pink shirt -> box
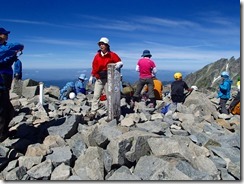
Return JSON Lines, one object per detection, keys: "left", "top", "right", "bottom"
{"left": 136, "top": 57, "right": 156, "bottom": 79}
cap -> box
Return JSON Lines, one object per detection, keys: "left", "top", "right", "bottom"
{"left": 0, "top": 28, "right": 10, "bottom": 35}
{"left": 78, "top": 74, "right": 88, "bottom": 80}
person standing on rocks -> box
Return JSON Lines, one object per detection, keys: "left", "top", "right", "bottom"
{"left": 87, "top": 37, "right": 123, "bottom": 119}
{"left": 0, "top": 27, "right": 24, "bottom": 141}
{"left": 131, "top": 50, "right": 157, "bottom": 108}
{"left": 217, "top": 71, "right": 232, "bottom": 114}
{"left": 11, "top": 58, "right": 23, "bottom": 96}
{"left": 13, "top": 58, "right": 22, "bottom": 80}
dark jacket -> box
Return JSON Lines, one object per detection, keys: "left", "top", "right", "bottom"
{"left": 171, "top": 80, "right": 189, "bottom": 103}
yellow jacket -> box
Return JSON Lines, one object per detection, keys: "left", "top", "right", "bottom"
{"left": 237, "top": 81, "right": 240, "bottom": 91}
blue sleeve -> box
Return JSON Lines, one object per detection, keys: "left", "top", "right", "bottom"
{"left": 0, "top": 43, "right": 23, "bottom": 64}
{"left": 219, "top": 81, "right": 229, "bottom": 92}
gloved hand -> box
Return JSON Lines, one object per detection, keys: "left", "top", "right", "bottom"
{"left": 115, "top": 61, "right": 123, "bottom": 69}
{"left": 88, "top": 76, "right": 95, "bottom": 85}
{"left": 14, "top": 73, "right": 20, "bottom": 80}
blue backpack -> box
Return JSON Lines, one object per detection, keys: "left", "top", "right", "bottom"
{"left": 161, "top": 103, "right": 171, "bottom": 114}
{"left": 60, "top": 82, "right": 75, "bottom": 100}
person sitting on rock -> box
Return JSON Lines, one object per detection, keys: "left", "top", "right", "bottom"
{"left": 60, "top": 81, "right": 76, "bottom": 100}
{"left": 171, "top": 72, "right": 193, "bottom": 104}
{"left": 228, "top": 76, "right": 240, "bottom": 114}
{"left": 75, "top": 74, "right": 88, "bottom": 95}
{"left": 142, "top": 76, "right": 163, "bottom": 101}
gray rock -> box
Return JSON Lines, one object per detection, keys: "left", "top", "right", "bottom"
{"left": 66, "top": 133, "right": 87, "bottom": 158}
{"left": 46, "top": 146, "right": 72, "bottom": 167}
{"left": 47, "top": 115, "right": 81, "bottom": 139}
{"left": 73, "top": 147, "right": 104, "bottom": 180}
{"left": 27, "top": 159, "right": 53, "bottom": 180}
{"left": 50, "top": 163, "right": 71, "bottom": 180}
{"left": 107, "top": 166, "right": 141, "bottom": 180}
{"left": 18, "top": 156, "right": 43, "bottom": 170}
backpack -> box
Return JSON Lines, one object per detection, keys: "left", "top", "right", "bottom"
{"left": 122, "top": 82, "right": 134, "bottom": 96}
{"left": 161, "top": 103, "right": 171, "bottom": 114}
{"left": 60, "top": 82, "right": 75, "bottom": 100}
{"left": 231, "top": 102, "right": 240, "bottom": 115}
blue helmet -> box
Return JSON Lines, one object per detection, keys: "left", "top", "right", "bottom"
{"left": 221, "top": 71, "right": 229, "bottom": 78}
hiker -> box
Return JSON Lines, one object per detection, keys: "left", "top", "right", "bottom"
{"left": 75, "top": 74, "right": 88, "bottom": 95}
{"left": 142, "top": 76, "right": 163, "bottom": 100}
{"left": 13, "top": 59, "right": 22, "bottom": 80}
{"left": 0, "top": 27, "right": 24, "bottom": 142}
{"left": 228, "top": 76, "right": 240, "bottom": 114}
{"left": 217, "top": 71, "right": 232, "bottom": 114}
{"left": 131, "top": 50, "right": 157, "bottom": 108}
{"left": 59, "top": 81, "right": 76, "bottom": 100}
{"left": 171, "top": 72, "right": 193, "bottom": 104}
{"left": 87, "top": 37, "right": 123, "bottom": 118}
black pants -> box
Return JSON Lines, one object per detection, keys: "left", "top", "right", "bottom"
{"left": 0, "top": 89, "right": 14, "bottom": 138}
{"left": 219, "top": 98, "right": 228, "bottom": 114}
{"left": 1, "top": 74, "right": 13, "bottom": 90}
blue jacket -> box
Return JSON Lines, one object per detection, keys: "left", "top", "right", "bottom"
{"left": 14, "top": 59, "right": 22, "bottom": 75}
{"left": 217, "top": 78, "right": 232, "bottom": 99}
{"left": 0, "top": 42, "right": 24, "bottom": 75}
{"left": 75, "top": 80, "right": 86, "bottom": 95}
{"left": 59, "top": 81, "right": 75, "bottom": 100}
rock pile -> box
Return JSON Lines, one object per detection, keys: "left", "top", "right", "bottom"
{"left": 0, "top": 79, "right": 240, "bottom": 180}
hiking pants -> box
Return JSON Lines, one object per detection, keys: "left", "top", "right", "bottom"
{"left": 219, "top": 98, "right": 228, "bottom": 114}
{"left": 91, "top": 79, "right": 107, "bottom": 113}
{"left": 133, "top": 78, "right": 155, "bottom": 99}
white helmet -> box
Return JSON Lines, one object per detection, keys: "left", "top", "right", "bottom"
{"left": 69, "top": 92, "right": 76, "bottom": 99}
{"left": 98, "top": 37, "right": 109, "bottom": 45}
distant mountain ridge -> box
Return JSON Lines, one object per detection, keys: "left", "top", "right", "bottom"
{"left": 22, "top": 56, "right": 240, "bottom": 90}
{"left": 184, "top": 56, "right": 240, "bottom": 90}
{"left": 22, "top": 68, "right": 191, "bottom": 88}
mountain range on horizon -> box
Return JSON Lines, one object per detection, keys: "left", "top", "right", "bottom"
{"left": 21, "top": 56, "right": 240, "bottom": 89}
{"left": 22, "top": 68, "right": 192, "bottom": 88}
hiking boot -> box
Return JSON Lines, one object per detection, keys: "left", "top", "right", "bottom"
{"left": 86, "top": 112, "right": 96, "bottom": 120}
{"left": 218, "top": 113, "right": 231, "bottom": 120}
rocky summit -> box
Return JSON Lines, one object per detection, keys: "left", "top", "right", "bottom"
{"left": 0, "top": 78, "right": 240, "bottom": 181}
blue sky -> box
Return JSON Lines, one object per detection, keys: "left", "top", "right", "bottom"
{"left": 0, "top": 0, "right": 241, "bottom": 72}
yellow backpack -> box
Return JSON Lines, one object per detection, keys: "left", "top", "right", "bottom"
{"left": 231, "top": 102, "right": 240, "bottom": 115}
